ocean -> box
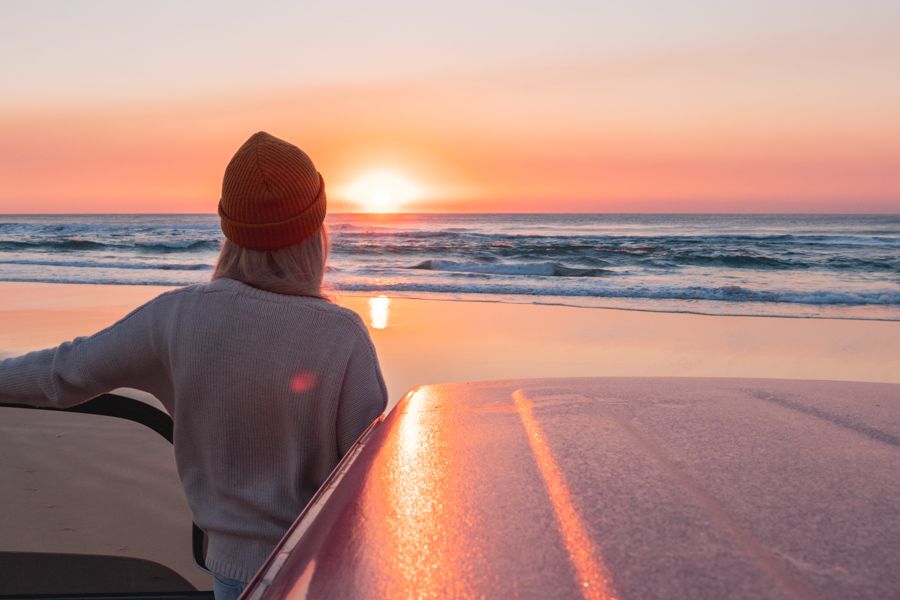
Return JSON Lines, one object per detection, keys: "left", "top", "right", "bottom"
{"left": 0, "top": 214, "right": 898, "bottom": 320}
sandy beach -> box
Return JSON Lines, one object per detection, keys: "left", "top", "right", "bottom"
{"left": 2, "top": 282, "right": 899, "bottom": 402}
{"left": 2, "top": 281, "right": 899, "bottom": 591}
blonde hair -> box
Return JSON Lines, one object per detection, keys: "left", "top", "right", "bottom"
{"left": 212, "top": 227, "right": 330, "bottom": 299}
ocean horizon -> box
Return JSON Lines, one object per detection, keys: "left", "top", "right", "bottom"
{"left": 1, "top": 213, "right": 898, "bottom": 321}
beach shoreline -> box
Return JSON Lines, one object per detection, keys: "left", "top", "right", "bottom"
{"left": 2, "top": 278, "right": 897, "bottom": 322}
{"left": 2, "top": 281, "right": 899, "bottom": 402}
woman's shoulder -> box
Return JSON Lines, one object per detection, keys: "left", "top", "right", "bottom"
{"left": 302, "top": 300, "right": 371, "bottom": 338}
{"left": 139, "top": 281, "right": 216, "bottom": 308}
{"left": 183, "top": 278, "right": 372, "bottom": 337}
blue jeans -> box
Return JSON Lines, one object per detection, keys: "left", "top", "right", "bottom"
{"left": 213, "top": 573, "right": 247, "bottom": 600}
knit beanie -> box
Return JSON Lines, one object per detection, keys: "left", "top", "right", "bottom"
{"left": 218, "top": 131, "right": 326, "bottom": 250}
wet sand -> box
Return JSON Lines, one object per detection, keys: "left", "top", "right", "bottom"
{"left": 2, "top": 282, "right": 899, "bottom": 403}
{"left": 1, "top": 281, "right": 899, "bottom": 591}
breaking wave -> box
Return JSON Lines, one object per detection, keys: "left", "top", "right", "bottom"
{"left": 410, "top": 259, "right": 612, "bottom": 277}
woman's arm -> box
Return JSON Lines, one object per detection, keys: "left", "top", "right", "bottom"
{"left": 335, "top": 330, "right": 389, "bottom": 457}
{"left": 0, "top": 296, "right": 171, "bottom": 408}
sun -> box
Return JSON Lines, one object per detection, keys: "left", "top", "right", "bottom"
{"left": 343, "top": 170, "right": 422, "bottom": 213}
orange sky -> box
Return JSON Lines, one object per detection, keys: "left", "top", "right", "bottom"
{"left": 1, "top": 2, "right": 898, "bottom": 213}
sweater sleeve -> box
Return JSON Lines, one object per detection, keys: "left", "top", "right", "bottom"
{"left": 335, "top": 329, "right": 388, "bottom": 456}
{"left": 0, "top": 296, "right": 170, "bottom": 409}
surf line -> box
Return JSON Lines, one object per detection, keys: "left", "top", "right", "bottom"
{"left": 512, "top": 389, "right": 617, "bottom": 600}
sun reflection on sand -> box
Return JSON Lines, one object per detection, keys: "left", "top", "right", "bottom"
{"left": 368, "top": 295, "right": 390, "bottom": 329}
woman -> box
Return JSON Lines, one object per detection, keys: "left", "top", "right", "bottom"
{"left": 0, "top": 132, "right": 389, "bottom": 599}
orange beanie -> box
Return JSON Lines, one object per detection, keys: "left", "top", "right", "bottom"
{"left": 218, "top": 131, "right": 326, "bottom": 250}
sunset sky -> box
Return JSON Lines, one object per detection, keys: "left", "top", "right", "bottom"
{"left": 1, "top": 0, "right": 898, "bottom": 213}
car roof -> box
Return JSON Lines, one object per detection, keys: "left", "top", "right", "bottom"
{"left": 243, "top": 377, "right": 900, "bottom": 599}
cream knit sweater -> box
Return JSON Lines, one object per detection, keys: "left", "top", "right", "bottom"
{"left": 0, "top": 277, "right": 388, "bottom": 582}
